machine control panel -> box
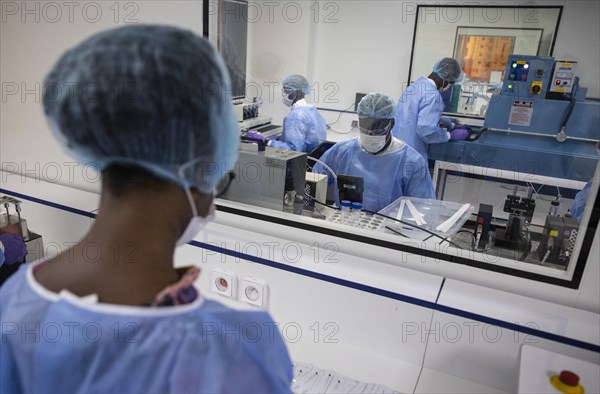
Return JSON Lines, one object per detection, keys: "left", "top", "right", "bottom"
{"left": 502, "top": 55, "right": 555, "bottom": 98}
{"left": 507, "top": 60, "right": 531, "bottom": 82}
{"left": 549, "top": 61, "right": 577, "bottom": 94}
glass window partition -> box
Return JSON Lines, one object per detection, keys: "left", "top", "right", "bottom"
{"left": 409, "top": 6, "right": 562, "bottom": 118}
{"left": 211, "top": 3, "right": 599, "bottom": 288}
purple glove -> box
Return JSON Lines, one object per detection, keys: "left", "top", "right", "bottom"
{"left": 0, "top": 233, "right": 27, "bottom": 265}
{"left": 242, "top": 132, "right": 266, "bottom": 143}
{"left": 450, "top": 127, "right": 469, "bottom": 141}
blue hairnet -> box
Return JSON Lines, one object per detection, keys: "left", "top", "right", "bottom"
{"left": 43, "top": 25, "right": 240, "bottom": 193}
{"left": 357, "top": 93, "right": 396, "bottom": 119}
{"left": 282, "top": 75, "right": 311, "bottom": 95}
{"left": 432, "top": 58, "right": 464, "bottom": 82}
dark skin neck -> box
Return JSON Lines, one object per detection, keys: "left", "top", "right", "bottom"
{"left": 428, "top": 72, "right": 451, "bottom": 90}
{"left": 35, "top": 183, "right": 212, "bottom": 306}
{"left": 292, "top": 91, "right": 305, "bottom": 106}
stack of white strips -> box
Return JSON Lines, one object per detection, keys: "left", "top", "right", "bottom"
{"left": 396, "top": 199, "right": 427, "bottom": 226}
{"left": 435, "top": 203, "right": 471, "bottom": 234}
{"left": 292, "top": 361, "right": 398, "bottom": 393}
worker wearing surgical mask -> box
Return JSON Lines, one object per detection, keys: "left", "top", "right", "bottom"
{"left": 0, "top": 25, "right": 292, "bottom": 394}
{"left": 392, "top": 58, "right": 469, "bottom": 162}
{"left": 313, "top": 93, "right": 435, "bottom": 212}
{"left": 248, "top": 74, "right": 326, "bottom": 153}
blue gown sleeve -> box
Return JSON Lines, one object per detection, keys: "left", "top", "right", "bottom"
{"left": 400, "top": 153, "right": 436, "bottom": 199}
{"left": 439, "top": 116, "right": 455, "bottom": 131}
{"left": 269, "top": 111, "right": 305, "bottom": 151}
{"left": 416, "top": 95, "right": 450, "bottom": 144}
{"left": 570, "top": 180, "right": 592, "bottom": 222}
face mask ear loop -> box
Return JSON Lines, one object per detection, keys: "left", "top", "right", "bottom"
{"left": 178, "top": 160, "right": 199, "bottom": 220}
{"left": 183, "top": 187, "right": 199, "bottom": 219}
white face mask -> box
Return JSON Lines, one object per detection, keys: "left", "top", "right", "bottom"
{"left": 360, "top": 134, "right": 387, "bottom": 154}
{"left": 176, "top": 203, "right": 215, "bottom": 246}
{"left": 282, "top": 91, "right": 295, "bottom": 107}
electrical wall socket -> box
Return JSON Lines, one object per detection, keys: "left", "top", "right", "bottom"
{"left": 240, "top": 277, "right": 268, "bottom": 308}
{"left": 211, "top": 269, "right": 237, "bottom": 298}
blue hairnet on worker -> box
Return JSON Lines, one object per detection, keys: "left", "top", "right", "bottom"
{"left": 312, "top": 93, "right": 435, "bottom": 212}
{"left": 252, "top": 74, "right": 326, "bottom": 153}
{"left": 392, "top": 57, "right": 468, "bottom": 162}
{"left": 1, "top": 25, "right": 292, "bottom": 394}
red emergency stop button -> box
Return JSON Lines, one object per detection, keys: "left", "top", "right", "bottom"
{"left": 550, "top": 370, "right": 585, "bottom": 394}
{"left": 559, "top": 371, "right": 579, "bottom": 387}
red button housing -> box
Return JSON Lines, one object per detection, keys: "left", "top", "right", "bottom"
{"left": 559, "top": 370, "right": 580, "bottom": 387}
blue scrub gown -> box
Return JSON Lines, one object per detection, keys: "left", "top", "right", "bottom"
{"left": 312, "top": 138, "right": 435, "bottom": 212}
{"left": 270, "top": 102, "right": 327, "bottom": 153}
{"left": 392, "top": 76, "right": 449, "bottom": 161}
{"left": 0, "top": 264, "right": 293, "bottom": 394}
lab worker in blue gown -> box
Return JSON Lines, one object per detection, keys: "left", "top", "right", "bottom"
{"left": 0, "top": 25, "right": 292, "bottom": 394}
{"left": 570, "top": 180, "right": 593, "bottom": 222}
{"left": 313, "top": 93, "right": 435, "bottom": 212}
{"left": 392, "top": 58, "right": 470, "bottom": 162}
{"left": 268, "top": 74, "right": 327, "bottom": 152}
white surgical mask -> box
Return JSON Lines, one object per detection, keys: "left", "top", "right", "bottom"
{"left": 282, "top": 94, "right": 294, "bottom": 107}
{"left": 360, "top": 134, "right": 387, "bottom": 154}
{"left": 176, "top": 203, "right": 215, "bottom": 246}
{"left": 282, "top": 89, "right": 298, "bottom": 107}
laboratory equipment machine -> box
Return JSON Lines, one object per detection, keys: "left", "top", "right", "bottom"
{"left": 429, "top": 55, "right": 599, "bottom": 182}
{"left": 484, "top": 55, "right": 595, "bottom": 142}
{"left": 0, "top": 195, "right": 44, "bottom": 283}
{"left": 494, "top": 186, "right": 536, "bottom": 251}
{"left": 219, "top": 143, "right": 307, "bottom": 214}
{"left": 537, "top": 213, "right": 580, "bottom": 270}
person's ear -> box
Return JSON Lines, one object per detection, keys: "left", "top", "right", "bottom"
{"left": 388, "top": 119, "right": 395, "bottom": 130}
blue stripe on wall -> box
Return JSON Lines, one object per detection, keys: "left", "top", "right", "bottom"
{"left": 3, "top": 187, "right": 598, "bottom": 353}
{"left": 0, "top": 188, "right": 96, "bottom": 218}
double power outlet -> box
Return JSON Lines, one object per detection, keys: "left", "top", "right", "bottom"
{"left": 211, "top": 269, "right": 268, "bottom": 308}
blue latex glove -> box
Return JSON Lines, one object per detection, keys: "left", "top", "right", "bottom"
{"left": 242, "top": 131, "right": 266, "bottom": 143}
{"left": 449, "top": 127, "right": 469, "bottom": 141}
{"left": 0, "top": 233, "right": 27, "bottom": 265}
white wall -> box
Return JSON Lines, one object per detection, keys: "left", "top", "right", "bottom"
{"left": 1, "top": 0, "right": 204, "bottom": 192}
